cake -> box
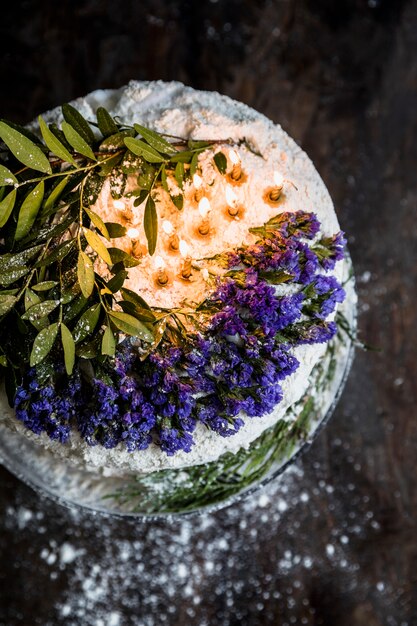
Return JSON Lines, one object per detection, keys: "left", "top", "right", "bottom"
{"left": 0, "top": 81, "right": 357, "bottom": 515}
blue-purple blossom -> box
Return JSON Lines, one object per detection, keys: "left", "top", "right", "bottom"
{"left": 13, "top": 210, "right": 347, "bottom": 455}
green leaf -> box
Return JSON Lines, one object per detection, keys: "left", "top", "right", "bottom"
{"left": 101, "top": 324, "right": 116, "bottom": 356}
{"left": 99, "top": 129, "right": 135, "bottom": 151}
{"left": 190, "top": 152, "right": 199, "bottom": 178}
{"left": 41, "top": 175, "right": 70, "bottom": 216}
{"left": 72, "top": 303, "right": 101, "bottom": 343}
{"left": 34, "top": 239, "right": 75, "bottom": 267}
{"left": 214, "top": 151, "right": 227, "bottom": 174}
{"left": 0, "top": 165, "right": 17, "bottom": 187}
{"left": 0, "top": 294, "right": 17, "bottom": 316}
{"left": 119, "top": 300, "right": 156, "bottom": 323}
{"left": 62, "top": 103, "right": 96, "bottom": 145}
{"left": 0, "top": 121, "right": 52, "bottom": 174}
{"left": 63, "top": 293, "right": 87, "bottom": 322}
{"left": 169, "top": 150, "right": 195, "bottom": 163}
{"left": 187, "top": 140, "right": 212, "bottom": 150}
{"left": 143, "top": 195, "right": 157, "bottom": 256}
{"left": 175, "top": 161, "right": 185, "bottom": 189}
{"left": 84, "top": 227, "right": 112, "bottom": 265}
{"left": 136, "top": 162, "right": 156, "bottom": 189}
{"left": 0, "top": 244, "right": 43, "bottom": 271}
{"left": 108, "top": 247, "right": 140, "bottom": 267}
{"left": 133, "top": 123, "right": 177, "bottom": 155}
{"left": 124, "top": 137, "right": 165, "bottom": 164}
{"left": 24, "top": 287, "right": 41, "bottom": 311}
{"left": 161, "top": 165, "right": 169, "bottom": 193}
{"left": 133, "top": 189, "right": 149, "bottom": 207}
{"left": 0, "top": 355, "right": 7, "bottom": 367}
{"left": 0, "top": 265, "right": 30, "bottom": 285}
{"left": 30, "top": 322, "right": 59, "bottom": 366}
{"left": 106, "top": 270, "right": 128, "bottom": 293}
{"left": 170, "top": 193, "right": 183, "bottom": 210}
{"left": 38, "top": 116, "right": 77, "bottom": 166}
{"left": 105, "top": 222, "right": 126, "bottom": 238}
{"left": 15, "top": 180, "right": 44, "bottom": 241}
{"left": 98, "top": 152, "right": 123, "bottom": 176}
{"left": 120, "top": 287, "right": 151, "bottom": 310}
{"left": 22, "top": 299, "right": 60, "bottom": 322}
{"left": 84, "top": 207, "right": 110, "bottom": 239}
{"left": 96, "top": 107, "right": 119, "bottom": 138}
{"left": 62, "top": 121, "right": 96, "bottom": 161}
{"left": 61, "top": 323, "right": 75, "bottom": 375}
{"left": 77, "top": 251, "right": 95, "bottom": 298}
{"left": 32, "top": 280, "right": 59, "bottom": 292}
{"left": 0, "top": 188, "right": 16, "bottom": 228}
{"left": 108, "top": 310, "right": 153, "bottom": 342}
{"left": 76, "top": 335, "right": 101, "bottom": 358}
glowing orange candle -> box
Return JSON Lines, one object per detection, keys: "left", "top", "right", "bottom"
{"left": 154, "top": 255, "right": 168, "bottom": 286}
{"left": 162, "top": 220, "right": 179, "bottom": 251}
{"left": 126, "top": 227, "right": 142, "bottom": 257}
{"left": 193, "top": 173, "right": 204, "bottom": 202}
{"left": 225, "top": 185, "right": 239, "bottom": 217}
{"left": 198, "top": 197, "right": 211, "bottom": 235}
{"left": 229, "top": 149, "right": 242, "bottom": 181}
{"left": 179, "top": 240, "right": 192, "bottom": 279}
{"left": 269, "top": 171, "right": 284, "bottom": 201}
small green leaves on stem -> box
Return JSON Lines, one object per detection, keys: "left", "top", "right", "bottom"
{"left": 38, "top": 116, "right": 77, "bottom": 166}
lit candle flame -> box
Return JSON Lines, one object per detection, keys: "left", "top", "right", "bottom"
{"left": 269, "top": 170, "right": 284, "bottom": 201}
{"left": 225, "top": 186, "right": 239, "bottom": 217}
{"left": 193, "top": 173, "right": 203, "bottom": 189}
{"left": 162, "top": 220, "right": 174, "bottom": 235}
{"left": 198, "top": 197, "right": 211, "bottom": 235}
{"left": 162, "top": 220, "right": 179, "bottom": 251}
{"left": 225, "top": 186, "right": 238, "bottom": 207}
{"left": 154, "top": 255, "right": 168, "bottom": 285}
{"left": 193, "top": 173, "right": 204, "bottom": 201}
{"left": 126, "top": 227, "right": 140, "bottom": 239}
{"left": 229, "top": 149, "right": 240, "bottom": 165}
{"left": 155, "top": 255, "right": 165, "bottom": 270}
{"left": 229, "top": 149, "right": 242, "bottom": 181}
{"left": 113, "top": 199, "right": 126, "bottom": 210}
{"left": 273, "top": 171, "right": 284, "bottom": 187}
{"left": 179, "top": 239, "right": 192, "bottom": 279}
{"left": 198, "top": 197, "right": 211, "bottom": 218}
{"left": 179, "top": 239, "right": 190, "bottom": 258}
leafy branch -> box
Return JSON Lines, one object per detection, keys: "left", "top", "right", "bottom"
{"left": 0, "top": 103, "right": 232, "bottom": 395}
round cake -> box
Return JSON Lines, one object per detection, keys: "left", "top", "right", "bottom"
{"left": 0, "top": 80, "right": 356, "bottom": 515}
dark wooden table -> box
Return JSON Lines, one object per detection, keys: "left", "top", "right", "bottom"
{"left": 0, "top": 1, "right": 416, "bottom": 624}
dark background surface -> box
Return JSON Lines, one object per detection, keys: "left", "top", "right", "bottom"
{"left": 0, "top": 1, "right": 416, "bottom": 624}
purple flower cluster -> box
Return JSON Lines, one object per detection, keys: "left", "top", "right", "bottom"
{"left": 13, "top": 210, "right": 347, "bottom": 456}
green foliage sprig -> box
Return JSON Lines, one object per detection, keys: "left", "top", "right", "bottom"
{"left": 0, "top": 104, "right": 232, "bottom": 395}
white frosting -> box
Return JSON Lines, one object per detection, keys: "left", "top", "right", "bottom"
{"left": 0, "top": 80, "right": 352, "bottom": 475}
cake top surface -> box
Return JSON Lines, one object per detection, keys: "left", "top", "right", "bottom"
{"left": 0, "top": 80, "right": 349, "bottom": 473}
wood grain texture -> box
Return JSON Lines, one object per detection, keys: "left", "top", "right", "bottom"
{"left": 0, "top": 1, "right": 416, "bottom": 624}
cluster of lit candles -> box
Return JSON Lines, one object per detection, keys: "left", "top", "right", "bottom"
{"left": 113, "top": 148, "right": 286, "bottom": 287}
